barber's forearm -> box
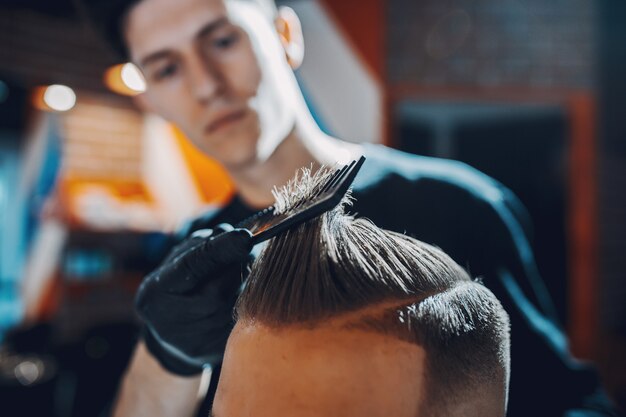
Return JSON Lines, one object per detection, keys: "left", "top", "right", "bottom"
{"left": 112, "top": 341, "right": 207, "bottom": 417}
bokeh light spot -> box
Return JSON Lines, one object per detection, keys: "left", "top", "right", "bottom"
{"left": 121, "top": 63, "right": 146, "bottom": 92}
{"left": 42, "top": 84, "right": 76, "bottom": 112}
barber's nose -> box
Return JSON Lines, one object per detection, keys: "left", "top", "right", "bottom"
{"left": 187, "top": 54, "right": 222, "bottom": 103}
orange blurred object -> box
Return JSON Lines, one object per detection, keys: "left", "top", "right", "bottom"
{"left": 54, "top": 123, "right": 234, "bottom": 230}
{"left": 104, "top": 63, "right": 146, "bottom": 96}
{"left": 57, "top": 176, "right": 156, "bottom": 229}
{"left": 170, "top": 125, "right": 235, "bottom": 206}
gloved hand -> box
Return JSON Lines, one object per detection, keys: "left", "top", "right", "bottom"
{"left": 135, "top": 224, "right": 253, "bottom": 376}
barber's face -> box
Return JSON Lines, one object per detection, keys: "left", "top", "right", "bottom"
{"left": 124, "top": 0, "right": 298, "bottom": 170}
{"left": 212, "top": 322, "right": 425, "bottom": 417}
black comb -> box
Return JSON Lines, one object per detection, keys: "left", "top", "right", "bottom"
{"left": 237, "top": 156, "right": 366, "bottom": 245}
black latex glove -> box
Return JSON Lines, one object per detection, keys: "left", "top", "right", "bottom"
{"left": 135, "top": 224, "right": 253, "bottom": 376}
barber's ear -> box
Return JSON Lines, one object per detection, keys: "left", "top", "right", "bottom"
{"left": 275, "top": 6, "right": 304, "bottom": 70}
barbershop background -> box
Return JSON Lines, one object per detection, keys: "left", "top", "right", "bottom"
{"left": 0, "top": 0, "right": 625, "bottom": 415}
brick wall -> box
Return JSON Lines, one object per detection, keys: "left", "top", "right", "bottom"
{"left": 61, "top": 95, "right": 143, "bottom": 181}
{"left": 0, "top": 9, "right": 119, "bottom": 92}
{"left": 388, "top": 0, "right": 596, "bottom": 89}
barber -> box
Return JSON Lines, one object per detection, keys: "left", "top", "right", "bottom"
{"left": 74, "top": 0, "right": 620, "bottom": 416}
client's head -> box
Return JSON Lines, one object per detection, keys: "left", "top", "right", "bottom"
{"left": 212, "top": 168, "right": 511, "bottom": 417}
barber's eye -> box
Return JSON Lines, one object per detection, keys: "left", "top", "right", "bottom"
{"left": 155, "top": 63, "right": 178, "bottom": 80}
{"left": 213, "top": 32, "right": 239, "bottom": 49}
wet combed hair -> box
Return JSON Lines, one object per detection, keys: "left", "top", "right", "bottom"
{"left": 74, "top": 0, "right": 277, "bottom": 59}
{"left": 236, "top": 167, "right": 511, "bottom": 416}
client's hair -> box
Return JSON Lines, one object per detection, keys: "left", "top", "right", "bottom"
{"left": 236, "top": 167, "right": 510, "bottom": 415}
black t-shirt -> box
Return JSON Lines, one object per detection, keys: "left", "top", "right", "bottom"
{"left": 184, "top": 144, "right": 617, "bottom": 417}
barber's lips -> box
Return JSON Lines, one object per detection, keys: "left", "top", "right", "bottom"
{"left": 206, "top": 109, "right": 248, "bottom": 134}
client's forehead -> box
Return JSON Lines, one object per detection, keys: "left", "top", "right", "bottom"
{"left": 213, "top": 321, "right": 425, "bottom": 417}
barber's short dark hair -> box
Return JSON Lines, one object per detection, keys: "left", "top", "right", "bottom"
{"left": 74, "top": 0, "right": 277, "bottom": 59}
{"left": 236, "top": 167, "right": 511, "bottom": 415}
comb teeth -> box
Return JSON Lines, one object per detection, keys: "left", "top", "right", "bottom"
{"left": 237, "top": 206, "right": 274, "bottom": 230}
{"left": 327, "top": 160, "right": 356, "bottom": 192}
{"left": 311, "top": 170, "right": 337, "bottom": 199}
{"left": 235, "top": 156, "right": 366, "bottom": 244}
{"left": 319, "top": 165, "right": 347, "bottom": 194}
{"left": 288, "top": 165, "right": 343, "bottom": 213}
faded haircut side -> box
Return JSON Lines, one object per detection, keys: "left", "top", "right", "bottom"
{"left": 236, "top": 166, "right": 511, "bottom": 415}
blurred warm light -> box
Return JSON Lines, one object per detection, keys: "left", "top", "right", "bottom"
{"left": 41, "top": 84, "right": 76, "bottom": 112}
{"left": 121, "top": 63, "right": 146, "bottom": 92}
{"left": 104, "top": 63, "right": 146, "bottom": 96}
